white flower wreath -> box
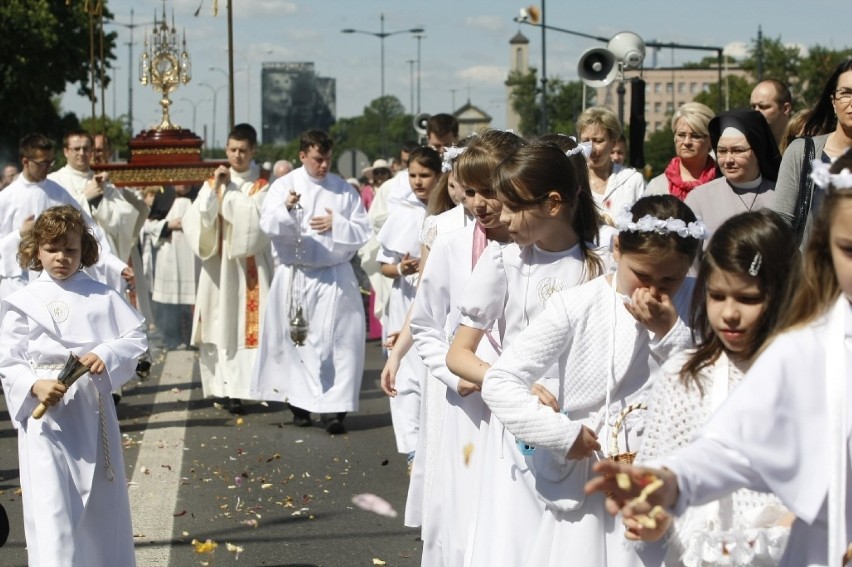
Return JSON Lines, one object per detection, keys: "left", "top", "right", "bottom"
{"left": 614, "top": 204, "right": 707, "bottom": 239}
{"left": 810, "top": 160, "right": 852, "bottom": 190}
{"left": 442, "top": 146, "right": 466, "bottom": 172}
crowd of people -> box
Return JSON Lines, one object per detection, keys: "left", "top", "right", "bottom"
{"left": 0, "top": 59, "right": 851, "bottom": 566}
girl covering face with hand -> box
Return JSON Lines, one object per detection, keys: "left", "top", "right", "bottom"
{"left": 630, "top": 210, "right": 799, "bottom": 566}
{"left": 479, "top": 195, "right": 703, "bottom": 567}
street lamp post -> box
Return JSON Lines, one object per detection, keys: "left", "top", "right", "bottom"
{"left": 199, "top": 82, "right": 226, "bottom": 150}
{"left": 342, "top": 15, "right": 424, "bottom": 156}
{"left": 414, "top": 33, "right": 425, "bottom": 114}
{"left": 180, "top": 97, "right": 209, "bottom": 133}
{"left": 406, "top": 59, "right": 416, "bottom": 113}
{"left": 106, "top": 8, "right": 154, "bottom": 135}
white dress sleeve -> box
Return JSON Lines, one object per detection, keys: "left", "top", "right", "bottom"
{"left": 481, "top": 291, "right": 582, "bottom": 454}
{"left": 457, "top": 241, "right": 507, "bottom": 331}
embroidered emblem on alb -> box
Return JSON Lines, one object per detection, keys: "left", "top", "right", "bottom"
{"left": 47, "top": 301, "right": 69, "bottom": 323}
{"left": 537, "top": 277, "right": 566, "bottom": 307}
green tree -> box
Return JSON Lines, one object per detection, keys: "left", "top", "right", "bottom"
{"left": 330, "top": 96, "right": 415, "bottom": 162}
{"left": 643, "top": 120, "right": 676, "bottom": 179}
{"left": 0, "top": 1, "right": 117, "bottom": 158}
{"left": 796, "top": 45, "right": 852, "bottom": 107}
{"left": 742, "top": 36, "right": 802, "bottom": 84}
{"left": 694, "top": 75, "right": 753, "bottom": 112}
{"left": 507, "top": 69, "right": 595, "bottom": 137}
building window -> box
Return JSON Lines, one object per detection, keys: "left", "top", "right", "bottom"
{"left": 666, "top": 102, "right": 674, "bottom": 113}
{"left": 654, "top": 102, "right": 662, "bottom": 113}
{"left": 655, "top": 121, "right": 662, "bottom": 131}
{"left": 654, "top": 83, "right": 662, "bottom": 93}
{"left": 702, "top": 83, "right": 712, "bottom": 92}
{"left": 678, "top": 82, "right": 686, "bottom": 93}
{"left": 644, "top": 104, "right": 650, "bottom": 115}
{"left": 690, "top": 82, "right": 698, "bottom": 94}
{"left": 666, "top": 82, "right": 673, "bottom": 93}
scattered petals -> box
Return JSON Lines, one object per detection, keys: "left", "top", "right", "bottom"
{"left": 192, "top": 538, "right": 218, "bottom": 554}
{"left": 236, "top": 417, "right": 244, "bottom": 425}
{"left": 173, "top": 510, "right": 186, "bottom": 517}
{"left": 352, "top": 493, "right": 398, "bottom": 518}
{"left": 373, "top": 559, "right": 387, "bottom": 565}
{"left": 463, "top": 443, "right": 474, "bottom": 466}
{"left": 225, "top": 542, "right": 244, "bottom": 558}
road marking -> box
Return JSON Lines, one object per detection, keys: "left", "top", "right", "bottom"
{"left": 128, "top": 350, "right": 195, "bottom": 565}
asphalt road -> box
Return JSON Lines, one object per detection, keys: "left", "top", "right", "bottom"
{"left": 0, "top": 337, "right": 423, "bottom": 567}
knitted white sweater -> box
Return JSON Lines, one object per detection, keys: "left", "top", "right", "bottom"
{"left": 639, "top": 353, "right": 790, "bottom": 566}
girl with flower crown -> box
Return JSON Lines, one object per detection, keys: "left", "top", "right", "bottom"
{"left": 444, "top": 140, "right": 617, "bottom": 567}
{"left": 477, "top": 194, "right": 703, "bottom": 566}
{"left": 587, "top": 151, "right": 852, "bottom": 567}
{"left": 629, "top": 210, "right": 798, "bottom": 566}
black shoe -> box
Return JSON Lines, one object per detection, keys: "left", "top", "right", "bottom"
{"left": 0, "top": 502, "right": 8, "bottom": 547}
{"left": 228, "top": 399, "right": 246, "bottom": 415}
{"left": 112, "top": 394, "right": 121, "bottom": 406}
{"left": 293, "top": 415, "right": 313, "bottom": 427}
{"left": 321, "top": 413, "right": 347, "bottom": 435}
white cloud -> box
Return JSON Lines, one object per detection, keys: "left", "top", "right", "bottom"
{"left": 456, "top": 65, "right": 507, "bottom": 86}
{"left": 464, "top": 15, "right": 504, "bottom": 32}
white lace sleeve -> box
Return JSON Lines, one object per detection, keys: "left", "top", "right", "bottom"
{"left": 419, "top": 214, "right": 438, "bottom": 248}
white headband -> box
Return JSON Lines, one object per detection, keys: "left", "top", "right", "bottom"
{"left": 614, "top": 204, "right": 708, "bottom": 239}
{"left": 810, "top": 160, "right": 852, "bottom": 190}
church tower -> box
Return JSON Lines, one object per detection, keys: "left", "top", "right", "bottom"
{"left": 506, "top": 31, "right": 529, "bottom": 132}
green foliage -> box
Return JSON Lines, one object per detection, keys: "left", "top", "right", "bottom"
{"left": 694, "top": 75, "right": 753, "bottom": 112}
{"left": 796, "top": 45, "right": 852, "bottom": 108}
{"left": 330, "top": 95, "right": 415, "bottom": 161}
{"left": 741, "top": 36, "right": 802, "bottom": 84}
{"left": 0, "top": 0, "right": 117, "bottom": 159}
{"left": 506, "top": 69, "right": 595, "bottom": 137}
{"left": 643, "top": 120, "right": 676, "bottom": 178}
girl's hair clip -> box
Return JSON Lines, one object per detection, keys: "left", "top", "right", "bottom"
{"left": 614, "top": 204, "right": 707, "bottom": 239}
{"left": 810, "top": 160, "right": 852, "bottom": 190}
{"left": 748, "top": 252, "right": 762, "bottom": 276}
{"left": 566, "top": 141, "right": 593, "bottom": 159}
{"left": 442, "top": 146, "right": 466, "bottom": 173}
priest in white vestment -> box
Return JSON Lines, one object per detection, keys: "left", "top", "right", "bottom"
{"left": 182, "top": 124, "right": 273, "bottom": 415}
{"left": 48, "top": 129, "right": 140, "bottom": 263}
{"left": 0, "top": 134, "right": 129, "bottom": 300}
{"left": 251, "top": 129, "right": 370, "bottom": 434}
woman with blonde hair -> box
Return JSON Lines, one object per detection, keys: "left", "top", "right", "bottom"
{"left": 577, "top": 106, "right": 646, "bottom": 219}
{"left": 646, "top": 102, "right": 717, "bottom": 200}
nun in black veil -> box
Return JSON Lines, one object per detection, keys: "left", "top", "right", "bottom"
{"left": 684, "top": 109, "right": 782, "bottom": 247}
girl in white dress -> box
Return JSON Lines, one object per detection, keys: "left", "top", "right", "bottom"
{"left": 479, "top": 195, "right": 705, "bottom": 566}
{"left": 405, "top": 130, "right": 523, "bottom": 563}
{"left": 0, "top": 205, "right": 147, "bottom": 566}
{"left": 587, "top": 152, "right": 852, "bottom": 567}
{"left": 633, "top": 209, "right": 798, "bottom": 565}
{"left": 445, "top": 141, "right": 613, "bottom": 567}
{"left": 377, "top": 147, "right": 442, "bottom": 456}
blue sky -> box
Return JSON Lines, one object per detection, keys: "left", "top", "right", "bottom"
{"left": 62, "top": 0, "right": 851, "bottom": 146}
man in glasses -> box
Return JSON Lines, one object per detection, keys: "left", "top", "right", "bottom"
{"left": 49, "top": 130, "right": 140, "bottom": 268}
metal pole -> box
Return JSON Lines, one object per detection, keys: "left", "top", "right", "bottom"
{"left": 407, "top": 59, "right": 415, "bottom": 113}
{"left": 540, "top": 0, "right": 548, "bottom": 134}
{"left": 416, "top": 34, "right": 423, "bottom": 113}
{"left": 226, "top": 0, "right": 235, "bottom": 131}
{"left": 128, "top": 9, "right": 134, "bottom": 135}
{"left": 380, "top": 13, "right": 386, "bottom": 156}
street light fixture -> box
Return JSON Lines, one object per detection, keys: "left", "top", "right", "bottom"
{"left": 199, "top": 82, "right": 226, "bottom": 150}
{"left": 342, "top": 14, "right": 425, "bottom": 156}
{"left": 180, "top": 97, "right": 210, "bottom": 133}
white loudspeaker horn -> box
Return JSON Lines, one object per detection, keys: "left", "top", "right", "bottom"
{"left": 413, "top": 112, "right": 430, "bottom": 136}
{"left": 578, "top": 48, "right": 617, "bottom": 88}
{"left": 607, "top": 32, "right": 646, "bottom": 70}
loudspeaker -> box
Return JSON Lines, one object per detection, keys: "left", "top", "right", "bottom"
{"left": 578, "top": 48, "right": 617, "bottom": 88}
{"left": 607, "top": 32, "right": 646, "bottom": 70}
{"left": 629, "top": 78, "right": 646, "bottom": 169}
{"left": 413, "top": 113, "right": 430, "bottom": 137}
